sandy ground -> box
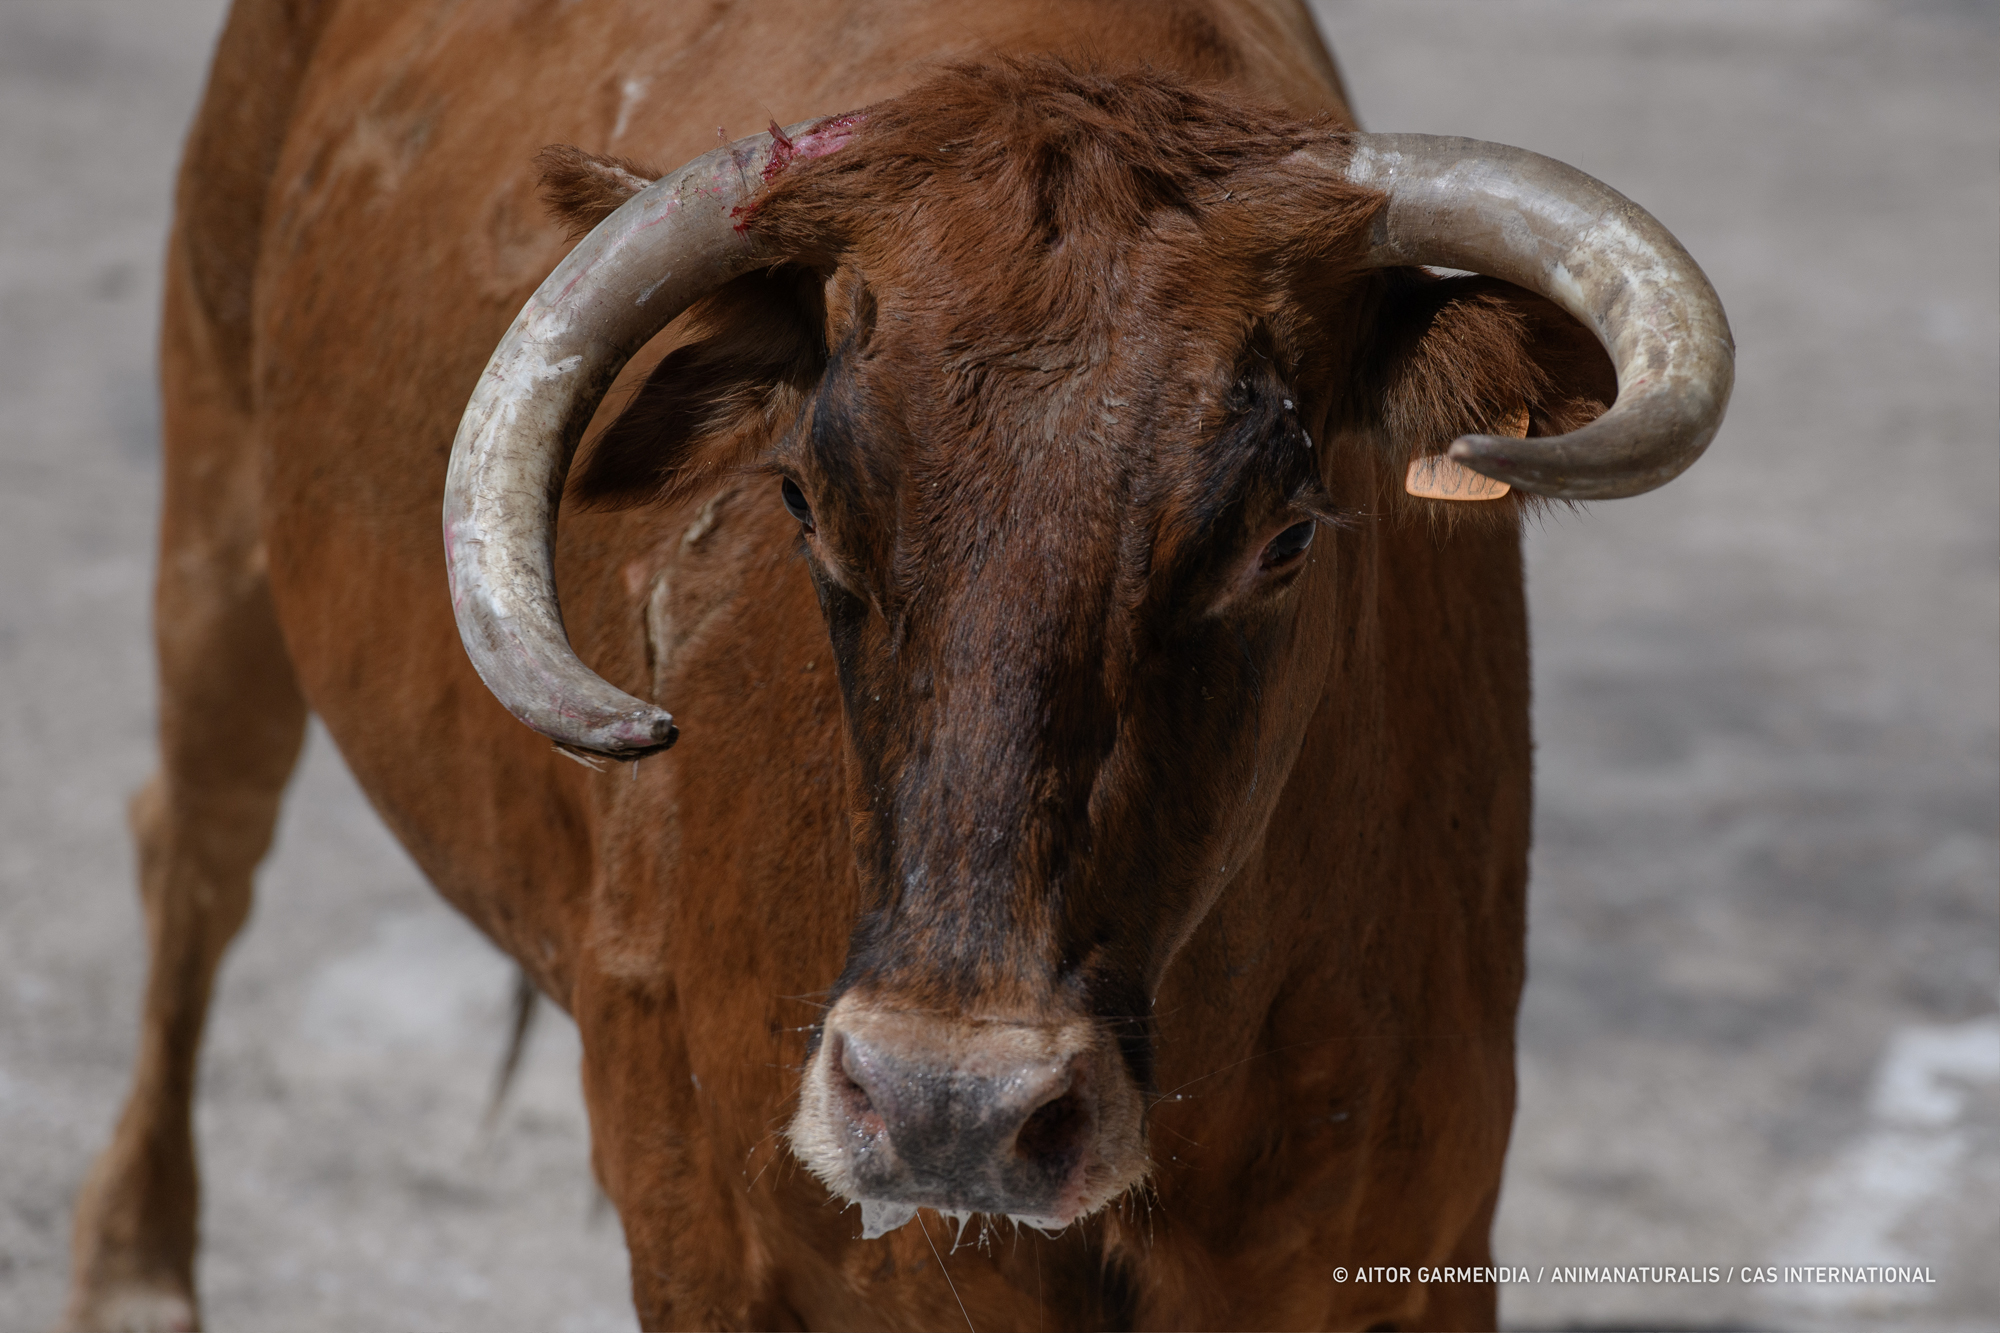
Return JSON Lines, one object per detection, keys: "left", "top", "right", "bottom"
{"left": 1, "top": 2, "right": 1994, "bottom": 1330}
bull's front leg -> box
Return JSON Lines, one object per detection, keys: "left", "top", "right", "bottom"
{"left": 62, "top": 243, "right": 308, "bottom": 1333}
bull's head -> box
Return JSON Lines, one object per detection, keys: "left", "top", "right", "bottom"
{"left": 444, "top": 63, "right": 1730, "bottom": 1236}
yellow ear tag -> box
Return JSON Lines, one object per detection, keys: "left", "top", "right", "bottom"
{"left": 1405, "top": 405, "right": 1528, "bottom": 501}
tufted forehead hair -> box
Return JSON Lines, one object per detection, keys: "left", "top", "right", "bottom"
{"left": 725, "top": 59, "right": 1382, "bottom": 541}
{"left": 746, "top": 57, "right": 1384, "bottom": 337}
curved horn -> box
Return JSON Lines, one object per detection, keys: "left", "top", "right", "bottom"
{"left": 444, "top": 119, "right": 855, "bottom": 760}
{"left": 1329, "top": 134, "right": 1734, "bottom": 500}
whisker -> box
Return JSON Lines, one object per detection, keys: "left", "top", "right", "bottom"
{"left": 918, "top": 1210, "right": 977, "bottom": 1333}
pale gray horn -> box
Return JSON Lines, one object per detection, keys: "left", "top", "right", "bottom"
{"left": 1326, "top": 134, "right": 1734, "bottom": 499}
{"left": 443, "top": 118, "right": 857, "bottom": 760}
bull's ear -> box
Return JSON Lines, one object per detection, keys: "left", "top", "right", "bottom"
{"left": 534, "top": 144, "right": 662, "bottom": 239}
{"left": 569, "top": 266, "right": 827, "bottom": 510}
{"left": 1363, "top": 271, "right": 1617, "bottom": 509}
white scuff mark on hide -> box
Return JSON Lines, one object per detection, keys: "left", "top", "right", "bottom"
{"left": 681, "top": 491, "right": 725, "bottom": 549}
{"left": 611, "top": 76, "right": 651, "bottom": 143}
{"left": 1769, "top": 1015, "right": 2000, "bottom": 1311}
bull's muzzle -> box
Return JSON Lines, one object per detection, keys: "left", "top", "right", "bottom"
{"left": 791, "top": 1001, "right": 1145, "bottom": 1237}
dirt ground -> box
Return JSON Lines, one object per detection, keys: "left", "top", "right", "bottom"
{"left": 1, "top": 2, "right": 1994, "bottom": 1330}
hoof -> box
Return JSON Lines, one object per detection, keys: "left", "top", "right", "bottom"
{"left": 59, "top": 1284, "right": 199, "bottom": 1333}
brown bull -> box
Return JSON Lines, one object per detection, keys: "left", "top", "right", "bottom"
{"left": 65, "top": 0, "right": 1730, "bottom": 1329}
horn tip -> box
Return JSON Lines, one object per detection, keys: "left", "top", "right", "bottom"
{"left": 618, "top": 713, "right": 680, "bottom": 757}
{"left": 548, "top": 710, "right": 679, "bottom": 764}
{"left": 1447, "top": 434, "right": 1590, "bottom": 499}
{"left": 1447, "top": 433, "right": 1524, "bottom": 473}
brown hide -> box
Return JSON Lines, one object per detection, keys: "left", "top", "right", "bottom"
{"left": 81, "top": 1, "right": 1620, "bottom": 1329}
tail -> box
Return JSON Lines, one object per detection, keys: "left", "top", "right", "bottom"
{"left": 481, "top": 967, "right": 540, "bottom": 1133}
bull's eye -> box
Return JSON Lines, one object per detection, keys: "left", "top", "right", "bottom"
{"left": 780, "top": 477, "right": 815, "bottom": 531}
{"left": 1262, "top": 521, "right": 1316, "bottom": 569}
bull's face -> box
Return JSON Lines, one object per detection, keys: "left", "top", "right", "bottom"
{"left": 447, "top": 63, "right": 1729, "bottom": 1237}
{"left": 776, "top": 260, "right": 1346, "bottom": 1229}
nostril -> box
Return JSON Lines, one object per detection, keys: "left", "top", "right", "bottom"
{"left": 832, "top": 1034, "right": 887, "bottom": 1137}
{"left": 1013, "top": 1088, "right": 1088, "bottom": 1170}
